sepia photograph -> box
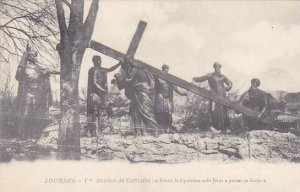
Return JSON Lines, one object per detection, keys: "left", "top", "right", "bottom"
{"left": 0, "top": 0, "right": 300, "bottom": 191}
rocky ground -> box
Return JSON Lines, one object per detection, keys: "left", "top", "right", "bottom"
{"left": 81, "top": 130, "right": 300, "bottom": 163}
{"left": 1, "top": 90, "right": 299, "bottom": 163}
{"left": 1, "top": 122, "right": 300, "bottom": 163}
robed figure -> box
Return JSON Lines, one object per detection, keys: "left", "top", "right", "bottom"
{"left": 154, "top": 64, "right": 187, "bottom": 133}
{"left": 114, "top": 58, "right": 161, "bottom": 136}
{"left": 15, "top": 46, "right": 53, "bottom": 138}
{"left": 193, "top": 62, "right": 232, "bottom": 133}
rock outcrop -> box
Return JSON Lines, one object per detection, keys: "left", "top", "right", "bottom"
{"left": 80, "top": 130, "right": 300, "bottom": 163}
{"left": 1, "top": 126, "right": 299, "bottom": 163}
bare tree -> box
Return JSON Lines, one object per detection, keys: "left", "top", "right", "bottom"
{"left": 55, "top": 0, "right": 99, "bottom": 160}
{"left": 0, "top": 64, "right": 15, "bottom": 113}
{"left": 1, "top": 0, "right": 99, "bottom": 159}
{"left": 0, "top": 0, "right": 59, "bottom": 68}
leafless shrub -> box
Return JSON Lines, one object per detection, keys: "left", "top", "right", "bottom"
{"left": 0, "top": 64, "right": 15, "bottom": 113}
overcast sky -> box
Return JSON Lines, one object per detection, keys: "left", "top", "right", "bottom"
{"left": 79, "top": 0, "right": 300, "bottom": 94}
{"left": 3, "top": 1, "right": 299, "bottom": 97}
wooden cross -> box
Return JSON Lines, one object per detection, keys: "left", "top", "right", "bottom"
{"left": 89, "top": 20, "right": 280, "bottom": 128}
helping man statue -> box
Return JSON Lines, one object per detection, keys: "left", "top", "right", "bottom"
{"left": 239, "top": 78, "right": 269, "bottom": 130}
{"left": 86, "top": 55, "right": 121, "bottom": 137}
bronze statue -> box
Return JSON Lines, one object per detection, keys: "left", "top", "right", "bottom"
{"left": 114, "top": 57, "right": 161, "bottom": 136}
{"left": 239, "top": 78, "right": 269, "bottom": 130}
{"left": 193, "top": 62, "right": 232, "bottom": 133}
{"left": 15, "top": 45, "right": 53, "bottom": 117}
{"left": 87, "top": 55, "right": 121, "bottom": 137}
{"left": 15, "top": 45, "right": 55, "bottom": 138}
{"left": 154, "top": 64, "right": 187, "bottom": 133}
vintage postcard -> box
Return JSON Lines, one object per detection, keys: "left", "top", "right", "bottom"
{"left": 0, "top": 0, "right": 300, "bottom": 191}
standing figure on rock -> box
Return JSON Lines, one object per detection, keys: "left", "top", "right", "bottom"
{"left": 154, "top": 64, "right": 187, "bottom": 133}
{"left": 193, "top": 62, "right": 232, "bottom": 133}
{"left": 114, "top": 57, "right": 161, "bottom": 136}
{"left": 239, "top": 78, "right": 269, "bottom": 130}
{"left": 15, "top": 44, "right": 54, "bottom": 138}
{"left": 87, "top": 55, "right": 121, "bottom": 137}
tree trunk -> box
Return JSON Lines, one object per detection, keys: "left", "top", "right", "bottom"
{"left": 58, "top": 78, "right": 81, "bottom": 160}
{"left": 55, "top": 0, "right": 99, "bottom": 160}
{"left": 57, "top": 45, "right": 83, "bottom": 160}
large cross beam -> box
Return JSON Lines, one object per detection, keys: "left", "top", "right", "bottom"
{"left": 94, "top": 20, "right": 147, "bottom": 62}
{"left": 125, "top": 21, "right": 147, "bottom": 58}
{"left": 89, "top": 21, "right": 280, "bottom": 128}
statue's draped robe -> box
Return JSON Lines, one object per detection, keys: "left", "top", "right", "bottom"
{"left": 116, "top": 65, "right": 161, "bottom": 136}
{"left": 239, "top": 87, "right": 269, "bottom": 129}
{"left": 154, "top": 77, "right": 185, "bottom": 131}
{"left": 194, "top": 73, "right": 232, "bottom": 129}
{"left": 14, "top": 52, "right": 52, "bottom": 139}
{"left": 155, "top": 78, "right": 174, "bottom": 114}
{"left": 15, "top": 53, "right": 52, "bottom": 117}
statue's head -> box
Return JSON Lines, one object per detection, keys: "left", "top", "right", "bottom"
{"left": 162, "top": 64, "right": 169, "bottom": 73}
{"left": 213, "top": 62, "right": 221, "bottom": 74}
{"left": 27, "top": 50, "right": 38, "bottom": 64}
{"left": 112, "top": 56, "right": 135, "bottom": 90}
{"left": 92, "top": 55, "right": 101, "bottom": 67}
{"left": 121, "top": 56, "right": 135, "bottom": 71}
{"left": 251, "top": 78, "right": 260, "bottom": 89}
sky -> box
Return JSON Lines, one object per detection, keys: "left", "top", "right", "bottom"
{"left": 2, "top": 1, "right": 300, "bottom": 99}
{"left": 79, "top": 0, "right": 300, "bottom": 94}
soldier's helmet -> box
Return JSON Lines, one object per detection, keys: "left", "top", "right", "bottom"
{"left": 251, "top": 78, "right": 260, "bottom": 87}
{"left": 213, "top": 62, "right": 222, "bottom": 69}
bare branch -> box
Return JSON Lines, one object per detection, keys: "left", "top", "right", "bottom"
{"left": 3, "top": 29, "right": 24, "bottom": 53}
{"left": 5, "top": 25, "right": 35, "bottom": 39}
{"left": 82, "top": 0, "right": 99, "bottom": 48}
{"left": 0, "top": 14, "right": 30, "bottom": 29}
{"left": 1, "top": 2, "right": 27, "bottom": 14}
{"left": 61, "top": 0, "right": 71, "bottom": 8}
{"left": 0, "top": 0, "right": 61, "bottom": 70}
{"left": 55, "top": 0, "right": 68, "bottom": 38}
{"left": 0, "top": 53, "right": 10, "bottom": 63}
{"left": 68, "top": 0, "right": 84, "bottom": 44}
{"left": 0, "top": 45, "right": 19, "bottom": 56}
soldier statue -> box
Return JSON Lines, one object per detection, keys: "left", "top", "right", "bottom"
{"left": 15, "top": 44, "right": 56, "bottom": 138}
{"left": 193, "top": 62, "right": 232, "bottom": 133}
